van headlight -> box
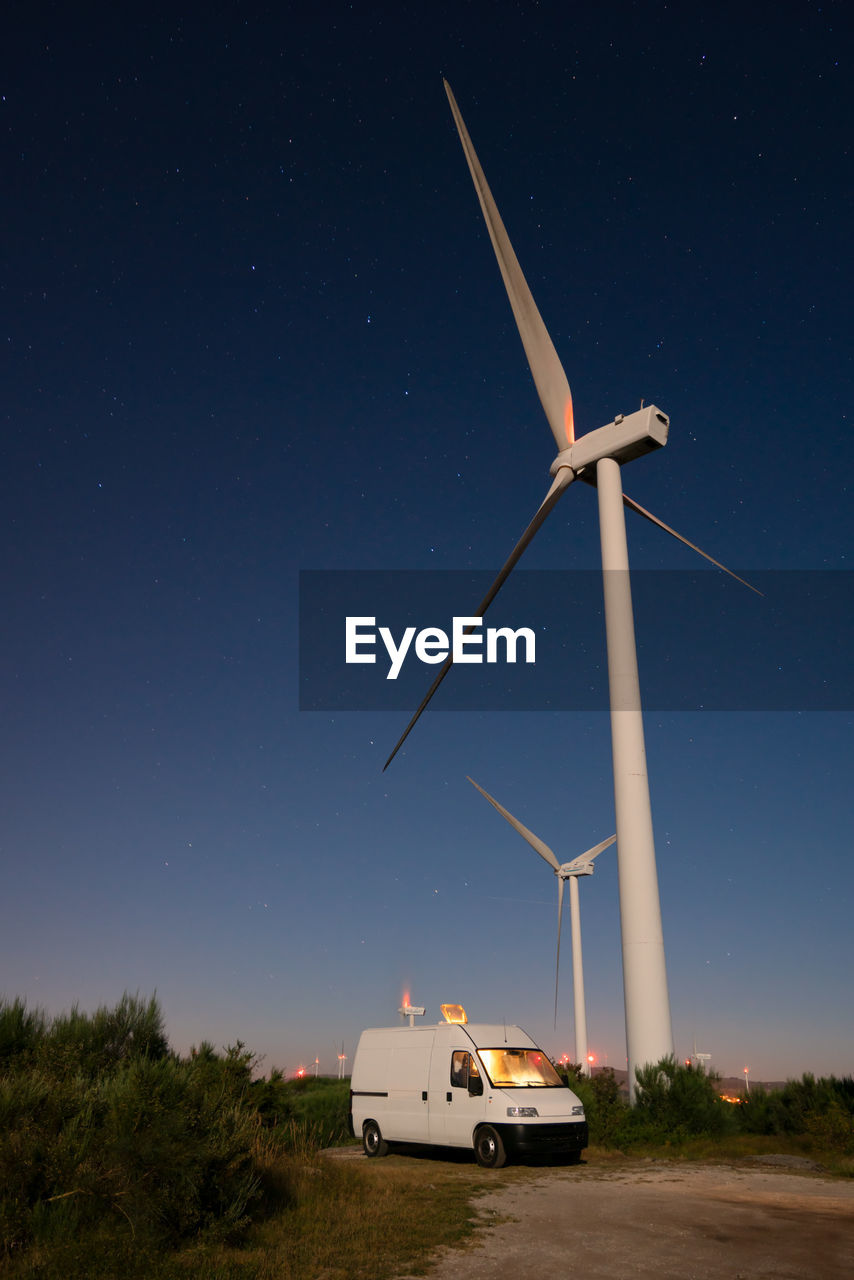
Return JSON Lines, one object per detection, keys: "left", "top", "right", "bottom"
{"left": 506, "top": 1106, "right": 538, "bottom": 1118}
{"left": 571, "top": 1105, "right": 585, "bottom": 1117}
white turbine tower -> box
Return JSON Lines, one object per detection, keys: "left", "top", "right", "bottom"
{"left": 469, "top": 776, "right": 614, "bottom": 1074}
{"left": 383, "top": 82, "right": 759, "bottom": 1096}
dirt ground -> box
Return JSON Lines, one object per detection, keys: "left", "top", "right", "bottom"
{"left": 387, "top": 1155, "right": 854, "bottom": 1279}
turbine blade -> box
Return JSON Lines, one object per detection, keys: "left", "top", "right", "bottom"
{"left": 555, "top": 876, "right": 564, "bottom": 1029}
{"left": 467, "top": 776, "right": 561, "bottom": 871}
{"left": 383, "top": 469, "right": 573, "bottom": 770}
{"left": 622, "top": 493, "right": 763, "bottom": 596}
{"left": 565, "top": 834, "right": 616, "bottom": 872}
{"left": 444, "top": 79, "right": 575, "bottom": 451}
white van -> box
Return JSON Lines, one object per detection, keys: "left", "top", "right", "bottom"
{"left": 349, "top": 1005, "right": 587, "bottom": 1168}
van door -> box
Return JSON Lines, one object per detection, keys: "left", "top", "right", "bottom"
{"left": 386, "top": 1032, "right": 433, "bottom": 1141}
{"left": 428, "top": 1045, "right": 486, "bottom": 1148}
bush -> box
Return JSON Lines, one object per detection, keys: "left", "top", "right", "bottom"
{"left": 0, "top": 998, "right": 47, "bottom": 1067}
{"left": 632, "top": 1057, "right": 737, "bottom": 1143}
{"left": 0, "top": 993, "right": 169, "bottom": 1080}
{"left": 587, "top": 1068, "right": 629, "bottom": 1146}
{"left": 0, "top": 996, "right": 293, "bottom": 1259}
{"left": 563, "top": 1057, "right": 740, "bottom": 1149}
{"left": 739, "top": 1073, "right": 854, "bottom": 1143}
{"left": 561, "top": 1065, "right": 631, "bottom": 1147}
{"left": 562, "top": 1059, "right": 854, "bottom": 1155}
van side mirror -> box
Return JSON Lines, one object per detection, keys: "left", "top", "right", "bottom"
{"left": 468, "top": 1074, "right": 483, "bottom": 1097}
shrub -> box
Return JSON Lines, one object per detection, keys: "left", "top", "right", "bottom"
{"left": 42, "top": 993, "right": 170, "bottom": 1078}
{"left": 632, "top": 1057, "right": 736, "bottom": 1142}
{"left": 587, "top": 1068, "right": 630, "bottom": 1145}
{"left": 0, "top": 992, "right": 362, "bottom": 1265}
{"left": 0, "top": 999, "right": 47, "bottom": 1067}
{"left": 0, "top": 995, "right": 287, "bottom": 1258}
{"left": 739, "top": 1073, "right": 854, "bottom": 1141}
{"left": 803, "top": 1100, "right": 854, "bottom": 1154}
{"left": 560, "top": 1064, "right": 632, "bottom": 1147}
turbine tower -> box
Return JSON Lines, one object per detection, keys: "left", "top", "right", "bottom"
{"left": 469, "top": 776, "right": 614, "bottom": 1074}
{"left": 383, "top": 82, "right": 757, "bottom": 1095}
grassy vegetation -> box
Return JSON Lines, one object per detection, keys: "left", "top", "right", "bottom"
{"left": 2, "top": 994, "right": 852, "bottom": 1278}
{"left": 561, "top": 1058, "right": 854, "bottom": 1174}
{"left": 0, "top": 994, "right": 491, "bottom": 1279}
{"left": 5, "top": 1152, "right": 495, "bottom": 1280}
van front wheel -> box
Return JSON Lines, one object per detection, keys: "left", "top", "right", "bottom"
{"left": 474, "top": 1125, "right": 506, "bottom": 1169}
{"left": 363, "top": 1120, "right": 389, "bottom": 1157}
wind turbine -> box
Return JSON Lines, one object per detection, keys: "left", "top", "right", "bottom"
{"left": 469, "top": 775, "right": 614, "bottom": 1075}
{"left": 336, "top": 1041, "right": 348, "bottom": 1079}
{"left": 691, "top": 1034, "right": 711, "bottom": 1072}
{"left": 382, "top": 82, "right": 759, "bottom": 1095}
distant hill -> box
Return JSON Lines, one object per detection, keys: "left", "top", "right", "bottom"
{"left": 589, "top": 1066, "right": 786, "bottom": 1098}
{"left": 718, "top": 1075, "right": 786, "bottom": 1097}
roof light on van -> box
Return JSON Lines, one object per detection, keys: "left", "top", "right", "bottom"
{"left": 440, "top": 1004, "right": 468, "bottom": 1024}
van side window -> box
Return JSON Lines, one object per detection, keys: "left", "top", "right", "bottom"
{"left": 450, "top": 1051, "right": 483, "bottom": 1095}
{"left": 450, "top": 1051, "right": 470, "bottom": 1088}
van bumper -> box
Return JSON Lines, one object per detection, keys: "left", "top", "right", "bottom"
{"left": 501, "top": 1120, "right": 589, "bottom": 1157}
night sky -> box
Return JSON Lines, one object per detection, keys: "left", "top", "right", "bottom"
{"left": 3, "top": 1, "right": 852, "bottom": 1081}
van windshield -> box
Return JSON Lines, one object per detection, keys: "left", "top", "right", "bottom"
{"left": 478, "top": 1048, "right": 563, "bottom": 1088}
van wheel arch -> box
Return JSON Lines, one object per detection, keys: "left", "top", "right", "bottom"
{"left": 362, "top": 1119, "right": 389, "bottom": 1157}
{"left": 474, "top": 1124, "right": 507, "bottom": 1169}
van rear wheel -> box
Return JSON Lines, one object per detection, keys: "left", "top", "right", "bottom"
{"left": 474, "top": 1124, "right": 506, "bottom": 1169}
{"left": 363, "top": 1120, "right": 389, "bottom": 1157}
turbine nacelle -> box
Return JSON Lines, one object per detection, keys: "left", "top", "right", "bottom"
{"left": 552, "top": 405, "right": 670, "bottom": 482}
{"left": 558, "top": 860, "right": 595, "bottom": 879}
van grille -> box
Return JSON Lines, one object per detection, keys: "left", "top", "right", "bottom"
{"left": 505, "top": 1121, "right": 588, "bottom": 1152}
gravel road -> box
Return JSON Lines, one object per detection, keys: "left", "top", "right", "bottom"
{"left": 389, "top": 1156, "right": 854, "bottom": 1279}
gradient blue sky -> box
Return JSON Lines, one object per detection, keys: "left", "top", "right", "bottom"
{"left": 3, "top": 0, "right": 852, "bottom": 1082}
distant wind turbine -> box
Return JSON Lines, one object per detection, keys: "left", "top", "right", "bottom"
{"left": 691, "top": 1035, "right": 711, "bottom": 1071}
{"left": 383, "top": 82, "right": 759, "bottom": 1094}
{"left": 468, "top": 776, "right": 614, "bottom": 1074}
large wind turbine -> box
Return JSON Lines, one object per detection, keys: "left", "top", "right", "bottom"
{"left": 383, "top": 82, "right": 757, "bottom": 1094}
{"left": 469, "top": 776, "right": 614, "bottom": 1074}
